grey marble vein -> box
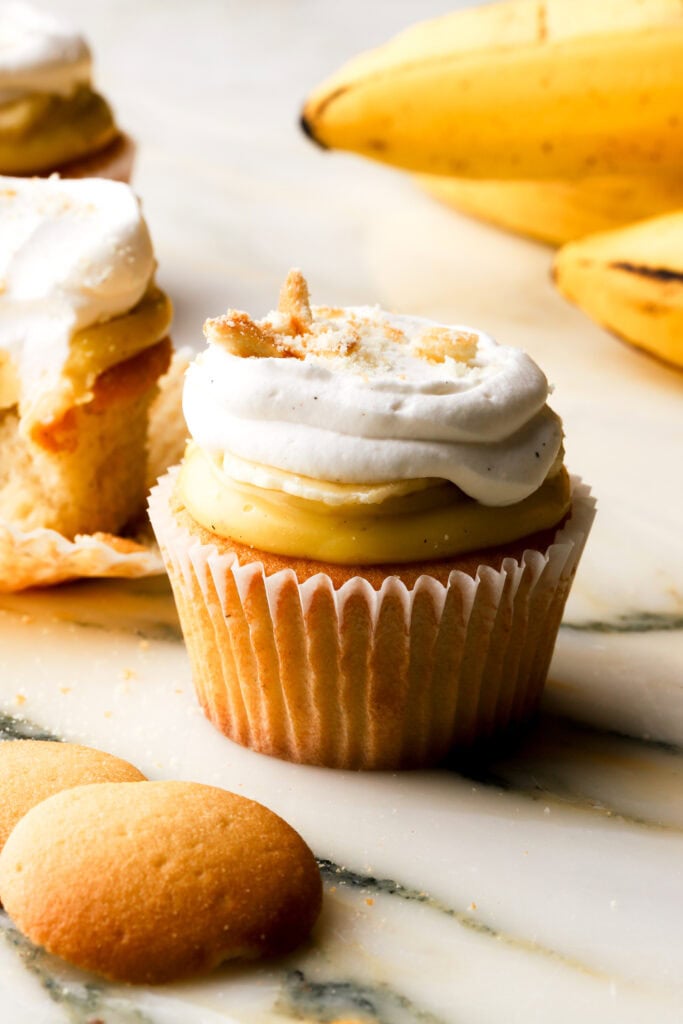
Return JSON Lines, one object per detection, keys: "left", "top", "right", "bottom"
{"left": 0, "top": 712, "right": 60, "bottom": 743}
{"left": 276, "top": 967, "right": 448, "bottom": 1023}
{"left": 317, "top": 861, "right": 605, "bottom": 981}
{"left": 562, "top": 612, "right": 683, "bottom": 633}
{"left": 459, "top": 717, "right": 683, "bottom": 831}
{"left": 1, "top": 919, "right": 156, "bottom": 1024}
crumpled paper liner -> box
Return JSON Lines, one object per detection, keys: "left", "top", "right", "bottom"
{"left": 0, "top": 524, "right": 163, "bottom": 592}
{"left": 0, "top": 348, "right": 191, "bottom": 592}
{"left": 149, "top": 471, "right": 595, "bottom": 770}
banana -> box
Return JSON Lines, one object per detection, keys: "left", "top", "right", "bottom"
{"left": 417, "top": 175, "right": 683, "bottom": 247}
{"left": 553, "top": 212, "right": 683, "bottom": 369}
{"left": 302, "top": 0, "right": 683, "bottom": 180}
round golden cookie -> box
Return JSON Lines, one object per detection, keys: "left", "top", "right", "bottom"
{"left": 0, "top": 740, "right": 145, "bottom": 855}
{"left": 0, "top": 780, "right": 322, "bottom": 984}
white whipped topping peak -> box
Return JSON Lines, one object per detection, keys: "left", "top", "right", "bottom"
{"left": 0, "top": 3, "right": 91, "bottom": 104}
{"left": 184, "top": 294, "right": 564, "bottom": 507}
{"left": 0, "top": 175, "right": 155, "bottom": 410}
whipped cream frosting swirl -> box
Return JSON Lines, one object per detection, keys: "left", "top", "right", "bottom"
{"left": 184, "top": 306, "right": 564, "bottom": 507}
{"left": 0, "top": 176, "right": 155, "bottom": 410}
{"left": 0, "top": 3, "right": 91, "bottom": 104}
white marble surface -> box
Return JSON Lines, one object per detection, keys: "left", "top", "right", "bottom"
{"left": 1, "top": 1, "right": 683, "bottom": 1021}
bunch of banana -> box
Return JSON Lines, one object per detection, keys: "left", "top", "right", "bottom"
{"left": 302, "top": 0, "right": 683, "bottom": 368}
{"left": 416, "top": 175, "right": 683, "bottom": 247}
{"left": 553, "top": 212, "right": 683, "bottom": 370}
{"left": 302, "top": 0, "right": 683, "bottom": 181}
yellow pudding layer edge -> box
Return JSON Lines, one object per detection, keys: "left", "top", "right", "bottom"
{"left": 0, "top": 286, "right": 173, "bottom": 417}
{"left": 64, "top": 286, "right": 172, "bottom": 397}
{"left": 0, "top": 86, "right": 117, "bottom": 174}
{"left": 178, "top": 444, "right": 572, "bottom": 564}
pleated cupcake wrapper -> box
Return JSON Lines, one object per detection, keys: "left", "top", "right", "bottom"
{"left": 149, "top": 472, "right": 595, "bottom": 769}
{"left": 0, "top": 521, "right": 164, "bottom": 592}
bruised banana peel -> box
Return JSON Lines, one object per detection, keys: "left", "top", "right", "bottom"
{"left": 553, "top": 212, "right": 683, "bottom": 370}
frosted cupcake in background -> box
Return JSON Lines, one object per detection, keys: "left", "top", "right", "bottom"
{"left": 0, "top": 175, "right": 174, "bottom": 589}
{"left": 149, "top": 271, "right": 594, "bottom": 770}
{"left": 0, "top": 2, "right": 134, "bottom": 181}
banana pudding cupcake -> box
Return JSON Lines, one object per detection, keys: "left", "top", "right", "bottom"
{"left": 0, "top": 3, "right": 133, "bottom": 181}
{"left": 149, "top": 271, "right": 593, "bottom": 769}
{"left": 0, "top": 175, "right": 172, "bottom": 541}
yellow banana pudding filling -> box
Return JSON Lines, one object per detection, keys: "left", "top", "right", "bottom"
{"left": 1, "top": 285, "right": 173, "bottom": 432}
{"left": 63, "top": 286, "right": 173, "bottom": 401}
{"left": 178, "top": 444, "right": 571, "bottom": 565}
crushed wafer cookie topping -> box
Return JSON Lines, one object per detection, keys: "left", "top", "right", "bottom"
{"left": 202, "top": 270, "right": 482, "bottom": 373}
{"left": 413, "top": 326, "right": 478, "bottom": 364}
{"left": 277, "top": 268, "right": 313, "bottom": 330}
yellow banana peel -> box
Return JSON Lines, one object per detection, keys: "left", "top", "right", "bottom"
{"left": 416, "top": 175, "right": 683, "bottom": 247}
{"left": 302, "top": 0, "right": 683, "bottom": 180}
{"left": 553, "top": 212, "right": 683, "bottom": 370}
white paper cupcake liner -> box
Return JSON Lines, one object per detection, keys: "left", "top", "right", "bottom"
{"left": 0, "top": 522, "right": 164, "bottom": 592}
{"left": 149, "top": 471, "right": 595, "bottom": 769}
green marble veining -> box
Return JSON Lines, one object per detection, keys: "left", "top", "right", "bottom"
{"left": 1, "top": 920, "right": 156, "bottom": 1024}
{"left": 0, "top": 712, "right": 60, "bottom": 743}
{"left": 276, "top": 967, "right": 447, "bottom": 1023}
{"left": 316, "top": 861, "right": 606, "bottom": 981}
{"left": 562, "top": 612, "right": 683, "bottom": 633}
{"left": 460, "top": 717, "right": 683, "bottom": 831}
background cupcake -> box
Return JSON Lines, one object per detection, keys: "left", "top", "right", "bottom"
{"left": 0, "top": 175, "right": 177, "bottom": 590}
{"left": 0, "top": 2, "right": 134, "bottom": 181}
{"left": 150, "top": 270, "right": 594, "bottom": 770}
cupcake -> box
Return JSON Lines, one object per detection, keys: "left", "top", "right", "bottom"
{"left": 0, "top": 3, "right": 134, "bottom": 181}
{"left": 0, "top": 174, "right": 172, "bottom": 540}
{"left": 149, "top": 271, "right": 594, "bottom": 769}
